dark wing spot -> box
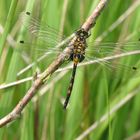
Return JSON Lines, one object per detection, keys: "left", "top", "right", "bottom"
{"left": 19, "top": 40, "right": 24, "bottom": 43}
{"left": 26, "top": 11, "right": 31, "bottom": 15}
{"left": 132, "top": 67, "right": 137, "bottom": 70}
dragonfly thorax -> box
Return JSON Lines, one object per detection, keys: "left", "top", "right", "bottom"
{"left": 70, "top": 28, "right": 89, "bottom": 63}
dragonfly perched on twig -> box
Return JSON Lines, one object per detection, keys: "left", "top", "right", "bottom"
{"left": 17, "top": 12, "right": 140, "bottom": 109}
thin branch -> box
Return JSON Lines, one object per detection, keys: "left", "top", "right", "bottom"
{"left": 0, "top": 77, "right": 33, "bottom": 89}
{"left": 32, "top": 71, "right": 68, "bottom": 102}
{"left": 82, "top": 0, "right": 108, "bottom": 31}
{"left": 0, "top": 0, "right": 109, "bottom": 127}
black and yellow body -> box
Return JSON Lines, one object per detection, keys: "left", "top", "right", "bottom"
{"left": 64, "top": 28, "right": 89, "bottom": 109}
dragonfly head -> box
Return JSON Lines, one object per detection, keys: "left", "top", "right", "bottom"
{"left": 76, "top": 28, "right": 89, "bottom": 40}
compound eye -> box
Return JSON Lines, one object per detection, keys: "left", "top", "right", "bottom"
{"left": 78, "top": 54, "right": 85, "bottom": 62}
{"left": 76, "top": 54, "right": 80, "bottom": 59}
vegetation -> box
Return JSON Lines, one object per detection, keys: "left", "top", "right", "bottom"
{"left": 0, "top": 0, "right": 140, "bottom": 140}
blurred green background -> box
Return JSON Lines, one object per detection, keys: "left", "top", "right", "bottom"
{"left": 1, "top": 0, "right": 140, "bottom": 140}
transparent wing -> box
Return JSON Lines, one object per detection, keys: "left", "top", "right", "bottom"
{"left": 19, "top": 11, "right": 65, "bottom": 47}
{"left": 86, "top": 41, "right": 140, "bottom": 55}
{"left": 18, "top": 39, "right": 140, "bottom": 56}
{"left": 84, "top": 40, "right": 140, "bottom": 79}
{"left": 17, "top": 40, "right": 63, "bottom": 58}
{"left": 16, "top": 15, "right": 140, "bottom": 78}
{"left": 17, "top": 39, "right": 140, "bottom": 64}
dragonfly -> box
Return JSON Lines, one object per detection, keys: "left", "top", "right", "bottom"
{"left": 17, "top": 11, "right": 140, "bottom": 109}
{"left": 62, "top": 28, "right": 90, "bottom": 109}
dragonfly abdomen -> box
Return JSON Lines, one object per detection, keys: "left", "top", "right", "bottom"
{"left": 64, "top": 63, "right": 77, "bottom": 109}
